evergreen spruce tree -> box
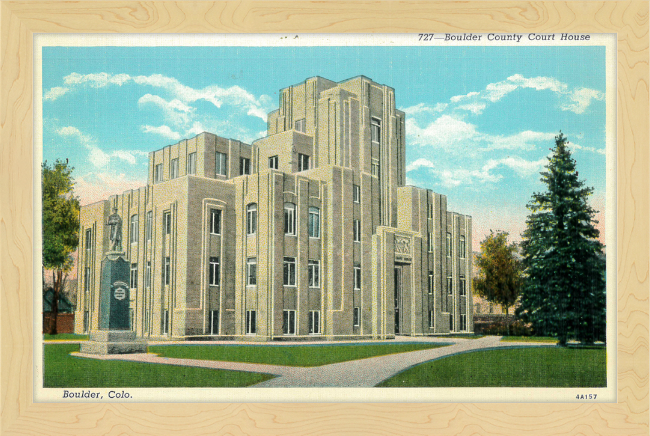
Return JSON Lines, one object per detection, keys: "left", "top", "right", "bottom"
{"left": 518, "top": 133, "right": 606, "bottom": 345}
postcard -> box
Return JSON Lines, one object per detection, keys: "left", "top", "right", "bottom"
{"left": 34, "top": 33, "right": 616, "bottom": 403}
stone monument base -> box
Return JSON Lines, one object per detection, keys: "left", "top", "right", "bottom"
{"left": 80, "top": 330, "right": 147, "bottom": 355}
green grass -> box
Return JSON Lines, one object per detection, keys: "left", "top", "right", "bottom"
{"left": 444, "top": 334, "right": 484, "bottom": 339}
{"left": 377, "top": 347, "right": 606, "bottom": 387}
{"left": 500, "top": 336, "right": 558, "bottom": 343}
{"left": 150, "top": 342, "right": 449, "bottom": 367}
{"left": 43, "top": 333, "right": 89, "bottom": 341}
{"left": 44, "top": 344, "right": 274, "bottom": 388}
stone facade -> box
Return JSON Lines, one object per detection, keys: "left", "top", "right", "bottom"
{"left": 75, "top": 76, "right": 473, "bottom": 341}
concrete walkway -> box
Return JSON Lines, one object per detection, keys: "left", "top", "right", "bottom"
{"left": 72, "top": 336, "right": 555, "bottom": 387}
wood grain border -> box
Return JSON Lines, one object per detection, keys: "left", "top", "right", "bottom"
{"left": 1, "top": 2, "right": 647, "bottom": 435}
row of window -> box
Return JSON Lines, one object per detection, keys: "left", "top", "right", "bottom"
{"left": 426, "top": 232, "right": 466, "bottom": 258}
{"left": 154, "top": 153, "right": 197, "bottom": 183}
{"left": 245, "top": 204, "right": 321, "bottom": 238}
{"left": 216, "top": 152, "right": 311, "bottom": 177}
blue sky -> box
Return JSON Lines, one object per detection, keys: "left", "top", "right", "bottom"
{"left": 42, "top": 45, "right": 607, "bottom": 250}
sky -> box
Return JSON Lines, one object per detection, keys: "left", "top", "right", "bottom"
{"left": 42, "top": 43, "right": 607, "bottom": 251}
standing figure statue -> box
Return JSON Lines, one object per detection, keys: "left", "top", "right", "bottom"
{"left": 107, "top": 207, "right": 123, "bottom": 252}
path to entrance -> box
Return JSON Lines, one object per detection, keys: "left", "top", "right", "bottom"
{"left": 73, "top": 336, "right": 555, "bottom": 387}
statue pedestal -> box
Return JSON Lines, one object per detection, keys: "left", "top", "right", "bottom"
{"left": 80, "top": 251, "right": 147, "bottom": 355}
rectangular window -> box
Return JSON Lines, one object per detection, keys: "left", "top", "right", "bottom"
{"left": 428, "top": 232, "right": 434, "bottom": 252}
{"left": 146, "top": 211, "right": 152, "bottom": 241}
{"left": 429, "top": 310, "right": 434, "bottom": 328}
{"left": 240, "top": 157, "right": 251, "bottom": 175}
{"left": 284, "top": 203, "right": 296, "bottom": 235}
{"left": 447, "top": 276, "right": 453, "bottom": 295}
{"left": 85, "top": 228, "right": 92, "bottom": 255}
{"left": 155, "top": 163, "right": 163, "bottom": 182}
{"left": 247, "top": 204, "right": 257, "bottom": 235}
{"left": 428, "top": 272, "right": 434, "bottom": 295}
{"left": 283, "top": 257, "right": 296, "bottom": 286}
{"left": 83, "top": 310, "right": 89, "bottom": 333}
{"left": 446, "top": 232, "right": 452, "bottom": 257}
{"left": 269, "top": 155, "right": 279, "bottom": 170}
{"left": 164, "top": 212, "right": 172, "bottom": 235}
{"left": 298, "top": 153, "right": 310, "bottom": 171}
{"left": 247, "top": 258, "right": 257, "bottom": 286}
{"left": 130, "top": 215, "right": 138, "bottom": 243}
{"left": 130, "top": 263, "right": 138, "bottom": 288}
{"left": 449, "top": 314, "right": 454, "bottom": 332}
{"left": 84, "top": 267, "right": 91, "bottom": 294}
{"left": 246, "top": 310, "right": 256, "bottom": 334}
{"left": 371, "top": 117, "right": 381, "bottom": 143}
{"left": 162, "top": 309, "right": 169, "bottom": 335}
{"left": 170, "top": 158, "right": 179, "bottom": 179}
{"left": 459, "top": 235, "right": 466, "bottom": 258}
{"left": 353, "top": 219, "right": 361, "bottom": 242}
{"left": 145, "top": 261, "right": 151, "bottom": 289}
{"left": 460, "top": 314, "right": 467, "bottom": 331}
{"left": 353, "top": 185, "right": 361, "bottom": 203}
{"left": 187, "top": 152, "right": 196, "bottom": 175}
{"left": 353, "top": 307, "right": 360, "bottom": 327}
{"left": 164, "top": 257, "right": 171, "bottom": 286}
{"left": 371, "top": 162, "right": 380, "bottom": 177}
{"left": 295, "top": 118, "right": 306, "bottom": 133}
{"left": 459, "top": 276, "right": 466, "bottom": 296}
{"left": 282, "top": 310, "right": 296, "bottom": 335}
{"left": 215, "top": 151, "right": 227, "bottom": 176}
{"left": 308, "top": 260, "right": 320, "bottom": 288}
{"left": 354, "top": 265, "right": 361, "bottom": 290}
{"left": 428, "top": 203, "right": 434, "bottom": 219}
{"left": 210, "top": 209, "right": 221, "bottom": 235}
{"left": 308, "top": 207, "right": 320, "bottom": 238}
{"left": 308, "top": 311, "right": 320, "bottom": 334}
{"left": 209, "top": 257, "right": 220, "bottom": 286}
{"left": 210, "top": 310, "right": 219, "bottom": 335}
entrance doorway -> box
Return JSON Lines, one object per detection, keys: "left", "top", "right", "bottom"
{"left": 394, "top": 266, "right": 402, "bottom": 334}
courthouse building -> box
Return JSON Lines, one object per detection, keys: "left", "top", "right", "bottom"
{"left": 75, "top": 76, "right": 473, "bottom": 341}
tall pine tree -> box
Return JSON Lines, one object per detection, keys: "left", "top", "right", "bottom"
{"left": 518, "top": 133, "right": 606, "bottom": 345}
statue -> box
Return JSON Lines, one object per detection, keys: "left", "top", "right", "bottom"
{"left": 107, "top": 207, "right": 123, "bottom": 252}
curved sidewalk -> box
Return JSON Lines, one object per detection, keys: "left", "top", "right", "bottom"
{"left": 72, "top": 336, "right": 554, "bottom": 387}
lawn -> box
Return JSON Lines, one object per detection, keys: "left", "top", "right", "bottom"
{"left": 44, "top": 344, "right": 274, "bottom": 388}
{"left": 377, "top": 347, "right": 606, "bottom": 387}
{"left": 500, "top": 336, "right": 558, "bottom": 343}
{"left": 44, "top": 333, "right": 89, "bottom": 341}
{"left": 149, "top": 342, "right": 449, "bottom": 367}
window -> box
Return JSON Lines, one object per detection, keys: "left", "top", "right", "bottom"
{"left": 449, "top": 314, "right": 454, "bottom": 332}
{"left": 130, "top": 263, "right": 138, "bottom": 288}
{"left": 459, "top": 276, "right": 466, "bottom": 296}
{"left": 446, "top": 232, "right": 452, "bottom": 257}
{"left": 145, "top": 261, "right": 151, "bottom": 289}
{"left": 164, "top": 212, "right": 172, "bottom": 235}
{"left": 282, "top": 310, "right": 296, "bottom": 335}
{"left": 247, "top": 258, "right": 257, "bottom": 286}
{"left": 429, "top": 310, "right": 434, "bottom": 328}
{"left": 130, "top": 215, "right": 138, "bottom": 243}
{"left": 459, "top": 314, "right": 467, "bottom": 331}
{"left": 215, "top": 151, "right": 227, "bottom": 176}
{"left": 164, "top": 257, "right": 171, "bottom": 286}
{"left": 162, "top": 309, "right": 169, "bottom": 335}
{"left": 308, "top": 260, "right": 320, "bottom": 288}
{"left": 283, "top": 257, "right": 296, "bottom": 286}
{"left": 187, "top": 152, "right": 196, "bottom": 175}
{"left": 246, "top": 310, "right": 256, "bottom": 334}
{"left": 308, "top": 207, "right": 320, "bottom": 238}
{"left": 298, "top": 153, "right": 310, "bottom": 171}
{"left": 459, "top": 235, "right": 466, "bottom": 258}
{"left": 353, "top": 307, "right": 360, "bottom": 327}
{"left": 83, "top": 310, "right": 89, "bottom": 333}
{"left": 155, "top": 163, "right": 163, "bottom": 182}
{"left": 284, "top": 203, "right": 296, "bottom": 235}
{"left": 354, "top": 265, "right": 361, "bottom": 290}
{"left": 210, "top": 310, "right": 219, "bottom": 335}
{"left": 146, "top": 211, "right": 152, "bottom": 241}
{"left": 210, "top": 209, "right": 221, "bottom": 235}
{"left": 240, "top": 157, "right": 251, "bottom": 175}
{"left": 428, "top": 203, "right": 434, "bottom": 219}
{"left": 209, "top": 257, "right": 220, "bottom": 286}
{"left": 295, "top": 118, "right": 306, "bottom": 133}
{"left": 308, "top": 311, "right": 320, "bottom": 334}
{"left": 353, "top": 219, "right": 361, "bottom": 242}
{"left": 269, "top": 155, "right": 279, "bottom": 170}
{"left": 353, "top": 185, "right": 360, "bottom": 203}
{"left": 428, "top": 232, "right": 434, "bottom": 252}
{"left": 371, "top": 117, "right": 381, "bottom": 143}
{"left": 85, "top": 228, "right": 92, "bottom": 256}
{"left": 84, "top": 267, "right": 91, "bottom": 295}
{"left": 428, "top": 272, "right": 433, "bottom": 295}
{"left": 447, "top": 276, "right": 453, "bottom": 295}
{"left": 246, "top": 204, "right": 257, "bottom": 235}
{"left": 371, "top": 162, "right": 380, "bottom": 177}
{"left": 170, "top": 158, "right": 179, "bottom": 179}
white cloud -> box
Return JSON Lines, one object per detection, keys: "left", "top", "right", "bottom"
{"left": 405, "top": 158, "right": 435, "bottom": 172}
{"left": 44, "top": 87, "right": 69, "bottom": 101}
{"left": 562, "top": 87, "right": 605, "bottom": 114}
{"left": 406, "top": 115, "right": 478, "bottom": 150}
{"left": 450, "top": 91, "right": 479, "bottom": 103}
{"left": 141, "top": 125, "right": 181, "bottom": 141}
{"left": 457, "top": 102, "right": 486, "bottom": 115}
{"left": 57, "top": 125, "right": 148, "bottom": 167}
{"left": 401, "top": 102, "right": 448, "bottom": 115}
{"left": 568, "top": 142, "right": 606, "bottom": 155}
{"left": 75, "top": 172, "right": 147, "bottom": 206}
{"left": 484, "top": 130, "right": 556, "bottom": 151}
{"left": 186, "top": 122, "right": 206, "bottom": 137}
